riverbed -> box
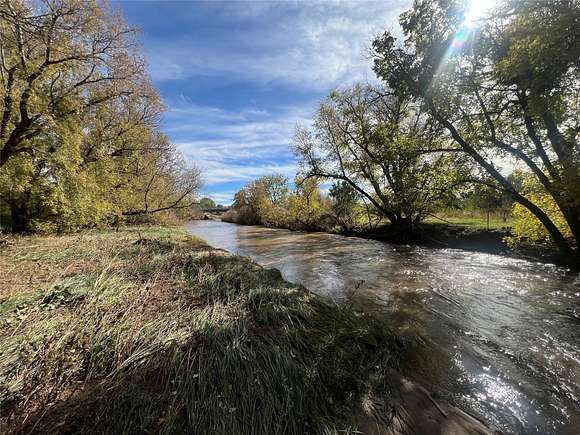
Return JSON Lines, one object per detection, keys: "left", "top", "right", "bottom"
{"left": 185, "top": 220, "right": 580, "bottom": 434}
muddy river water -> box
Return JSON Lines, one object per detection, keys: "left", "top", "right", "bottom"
{"left": 185, "top": 220, "right": 580, "bottom": 434}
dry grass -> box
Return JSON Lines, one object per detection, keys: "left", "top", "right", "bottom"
{"left": 0, "top": 225, "right": 402, "bottom": 434}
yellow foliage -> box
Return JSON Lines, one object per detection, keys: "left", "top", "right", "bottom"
{"left": 508, "top": 174, "right": 572, "bottom": 247}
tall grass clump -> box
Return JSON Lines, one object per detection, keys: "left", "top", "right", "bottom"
{"left": 0, "top": 226, "right": 402, "bottom": 434}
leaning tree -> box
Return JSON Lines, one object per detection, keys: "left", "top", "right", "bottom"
{"left": 372, "top": 0, "right": 580, "bottom": 254}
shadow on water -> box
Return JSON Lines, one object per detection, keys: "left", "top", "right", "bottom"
{"left": 185, "top": 220, "right": 580, "bottom": 435}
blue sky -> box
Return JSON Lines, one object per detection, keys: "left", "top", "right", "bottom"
{"left": 114, "top": 0, "right": 409, "bottom": 204}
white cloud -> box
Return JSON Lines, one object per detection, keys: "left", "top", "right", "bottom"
{"left": 136, "top": 1, "right": 412, "bottom": 202}
{"left": 169, "top": 102, "right": 310, "bottom": 194}
{"left": 145, "top": 1, "right": 409, "bottom": 90}
{"left": 199, "top": 161, "right": 298, "bottom": 185}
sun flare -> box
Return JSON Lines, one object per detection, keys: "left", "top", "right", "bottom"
{"left": 464, "top": 0, "right": 498, "bottom": 26}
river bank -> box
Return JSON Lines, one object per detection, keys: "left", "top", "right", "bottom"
{"left": 186, "top": 220, "right": 580, "bottom": 434}
{"left": 354, "top": 223, "right": 577, "bottom": 268}
{"left": 0, "top": 225, "right": 492, "bottom": 434}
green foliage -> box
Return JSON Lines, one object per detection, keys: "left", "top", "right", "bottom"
{"left": 371, "top": 0, "right": 580, "bottom": 253}
{"left": 199, "top": 197, "right": 217, "bottom": 209}
{"left": 0, "top": 135, "right": 114, "bottom": 232}
{"left": 508, "top": 172, "right": 572, "bottom": 247}
{"left": 0, "top": 0, "right": 201, "bottom": 233}
{"left": 449, "top": 181, "right": 515, "bottom": 225}
{"left": 287, "top": 178, "right": 330, "bottom": 230}
{"left": 329, "top": 181, "right": 360, "bottom": 231}
{"left": 227, "top": 179, "right": 266, "bottom": 225}
{"left": 259, "top": 173, "right": 290, "bottom": 207}
{"left": 225, "top": 175, "right": 332, "bottom": 231}
{"left": 294, "top": 84, "right": 467, "bottom": 229}
{"left": 255, "top": 174, "right": 291, "bottom": 226}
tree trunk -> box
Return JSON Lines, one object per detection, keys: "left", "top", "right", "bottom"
{"left": 428, "top": 101, "right": 575, "bottom": 256}
{"left": 10, "top": 203, "right": 29, "bottom": 233}
{"left": 390, "top": 216, "right": 416, "bottom": 236}
{"left": 486, "top": 210, "right": 490, "bottom": 231}
{"left": 562, "top": 206, "right": 580, "bottom": 250}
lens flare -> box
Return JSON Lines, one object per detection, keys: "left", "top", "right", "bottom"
{"left": 428, "top": 0, "right": 500, "bottom": 94}
{"left": 451, "top": 27, "right": 470, "bottom": 50}
{"left": 464, "top": 0, "right": 498, "bottom": 27}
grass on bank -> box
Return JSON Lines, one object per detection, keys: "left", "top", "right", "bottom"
{"left": 423, "top": 212, "right": 513, "bottom": 231}
{"left": 0, "top": 226, "right": 403, "bottom": 434}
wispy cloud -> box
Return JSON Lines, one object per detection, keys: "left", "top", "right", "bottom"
{"left": 119, "top": 0, "right": 410, "bottom": 204}
{"left": 201, "top": 190, "right": 238, "bottom": 205}
{"left": 144, "top": 1, "right": 408, "bottom": 90}
{"left": 169, "top": 102, "right": 312, "bottom": 202}
{"left": 198, "top": 161, "right": 298, "bottom": 186}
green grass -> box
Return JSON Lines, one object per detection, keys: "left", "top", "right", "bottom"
{"left": 0, "top": 226, "right": 403, "bottom": 434}
{"left": 424, "top": 212, "right": 513, "bottom": 231}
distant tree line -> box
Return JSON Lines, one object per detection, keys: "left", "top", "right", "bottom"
{"left": 223, "top": 174, "right": 333, "bottom": 231}
{"left": 230, "top": 0, "right": 579, "bottom": 256}
{"left": 0, "top": 0, "right": 201, "bottom": 232}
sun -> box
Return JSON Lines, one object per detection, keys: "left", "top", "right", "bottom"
{"left": 464, "top": 0, "right": 498, "bottom": 27}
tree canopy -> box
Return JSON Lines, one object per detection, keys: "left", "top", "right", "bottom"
{"left": 372, "top": 0, "right": 579, "bottom": 253}
{"left": 0, "top": 0, "right": 201, "bottom": 232}
{"left": 294, "top": 84, "right": 467, "bottom": 229}
{"left": 225, "top": 174, "right": 330, "bottom": 231}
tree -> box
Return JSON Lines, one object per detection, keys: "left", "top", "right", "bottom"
{"left": 294, "top": 84, "right": 466, "bottom": 230}
{"left": 469, "top": 184, "right": 504, "bottom": 230}
{"left": 199, "top": 197, "right": 216, "bottom": 209}
{"left": 120, "top": 133, "right": 202, "bottom": 217}
{"left": 0, "top": 112, "right": 120, "bottom": 232}
{"left": 328, "top": 181, "right": 360, "bottom": 231}
{"left": 509, "top": 171, "right": 572, "bottom": 246}
{"left": 258, "top": 173, "right": 289, "bottom": 207}
{"left": 0, "top": 0, "right": 201, "bottom": 232}
{"left": 227, "top": 175, "right": 290, "bottom": 226}
{"left": 0, "top": 0, "right": 151, "bottom": 168}
{"left": 372, "top": 0, "right": 579, "bottom": 254}
{"left": 287, "top": 177, "right": 329, "bottom": 230}
{"left": 253, "top": 174, "right": 290, "bottom": 226}
{"left": 227, "top": 175, "right": 330, "bottom": 230}
{"left": 230, "top": 180, "right": 266, "bottom": 225}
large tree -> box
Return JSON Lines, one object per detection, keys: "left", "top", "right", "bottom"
{"left": 372, "top": 0, "right": 580, "bottom": 254}
{"left": 294, "top": 84, "right": 466, "bottom": 229}
{"left": 328, "top": 181, "right": 361, "bottom": 231}
{"left": 119, "top": 133, "right": 202, "bottom": 218}
{"left": 258, "top": 173, "right": 290, "bottom": 207}
{"left": 0, "top": 0, "right": 149, "bottom": 168}
{"left": 229, "top": 174, "right": 290, "bottom": 226}
{"left": 0, "top": 0, "right": 202, "bottom": 232}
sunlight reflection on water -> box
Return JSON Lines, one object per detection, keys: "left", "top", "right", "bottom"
{"left": 185, "top": 220, "right": 580, "bottom": 434}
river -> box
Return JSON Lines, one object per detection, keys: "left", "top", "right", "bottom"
{"left": 185, "top": 220, "right": 580, "bottom": 434}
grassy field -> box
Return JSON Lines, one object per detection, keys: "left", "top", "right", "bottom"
{"left": 0, "top": 226, "right": 404, "bottom": 434}
{"left": 424, "top": 212, "right": 513, "bottom": 231}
